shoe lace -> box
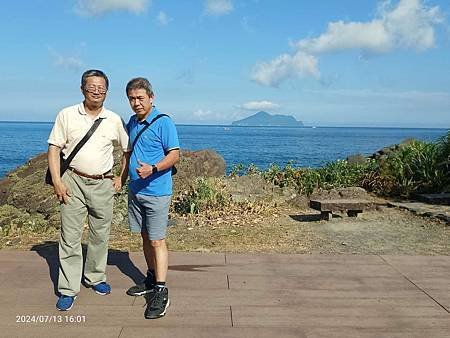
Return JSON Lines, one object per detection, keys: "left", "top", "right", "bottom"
{"left": 149, "top": 289, "right": 165, "bottom": 309}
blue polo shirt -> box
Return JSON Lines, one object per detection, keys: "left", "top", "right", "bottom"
{"left": 127, "top": 107, "right": 180, "bottom": 196}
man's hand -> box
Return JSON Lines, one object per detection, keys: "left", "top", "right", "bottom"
{"left": 113, "top": 176, "right": 122, "bottom": 192}
{"left": 53, "top": 181, "right": 71, "bottom": 204}
{"left": 136, "top": 160, "right": 153, "bottom": 179}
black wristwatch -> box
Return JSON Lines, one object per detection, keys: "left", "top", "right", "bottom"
{"left": 151, "top": 165, "right": 158, "bottom": 175}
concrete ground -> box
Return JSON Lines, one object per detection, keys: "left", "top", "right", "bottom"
{"left": 1, "top": 248, "right": 450, "bottom": 337}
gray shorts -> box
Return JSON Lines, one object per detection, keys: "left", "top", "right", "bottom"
{"left": 128, "top": 192, "right": 171, "bottom": 240}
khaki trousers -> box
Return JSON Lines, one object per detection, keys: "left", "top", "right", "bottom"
{"left": 58, "top": 170, "right": 114, "bottom": 296}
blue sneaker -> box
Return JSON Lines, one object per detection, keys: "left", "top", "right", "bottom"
{"left": 92, "top": 282, "right": 111, "bottom": 295}
{"left": 56, "top": 295, "right": 76, "bottom": 311}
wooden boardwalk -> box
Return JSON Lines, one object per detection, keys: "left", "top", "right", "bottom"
{"left": 1, "top": 247, "right": 450, "bottom": 337}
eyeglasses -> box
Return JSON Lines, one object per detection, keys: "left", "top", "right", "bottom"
{"left": 84, "top": 86, "right": 107, "bottom": 94}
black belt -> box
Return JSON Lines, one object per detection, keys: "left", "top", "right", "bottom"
{"left": 69, "top": 167, "right": 114, "bottom": 180}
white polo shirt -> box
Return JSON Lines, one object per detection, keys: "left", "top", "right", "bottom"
{"left": 48, "top": 103, "right": 129, "bottom": 175}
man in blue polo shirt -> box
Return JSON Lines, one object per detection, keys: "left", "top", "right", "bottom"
{"left": 124, "top": 77, "right": 180, "bottom": 319}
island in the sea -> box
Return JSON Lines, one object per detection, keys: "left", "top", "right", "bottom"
{"left": 232, "top": 111, "right": 304, "bottom": 127}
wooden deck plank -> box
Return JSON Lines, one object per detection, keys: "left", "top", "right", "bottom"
{"left": 1, "top": 250, "right": 450, "bottom": 336}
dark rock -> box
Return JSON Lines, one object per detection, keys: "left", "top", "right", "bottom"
{"left": 0, "top": 153, "right": 58, "bottom": 225}
{"left": 346, "top": 154, "right": 367, "bottom": 164}
{"left": 173, "top": 149, "right": 226, "bottom": 194}
{"left": 369, "top": 138, "right": 418, "bottom": 161}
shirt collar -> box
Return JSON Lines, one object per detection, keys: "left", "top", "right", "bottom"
{"left": 137, "top": 106, "right": 158, "bottom": 125}
{"left": 78, "top": 102, "right": 107, "bottom": 119}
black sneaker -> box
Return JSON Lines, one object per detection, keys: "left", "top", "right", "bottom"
{"left": 126, "top": 273, "right": 155, "bottom": 296}
{"left": 144, "top": 287, "right": 170, "bottom": 319}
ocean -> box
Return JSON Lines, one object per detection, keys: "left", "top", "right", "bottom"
{"left": 0, "top": 121, "right": 447, "bottom": 179}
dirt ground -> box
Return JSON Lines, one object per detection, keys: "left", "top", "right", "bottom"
{"left": 2, "top": 203, "right": 449, "bottom": 255}
{"left": 164, "top": 205, "right": 450, "bottom": 255}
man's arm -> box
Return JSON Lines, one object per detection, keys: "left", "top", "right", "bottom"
{"left": 113, "top": 117, "right": 131, "bottom": 191}
{"left": 156, "top": 148, "right": 180, "bottom": 171}
{"left": 48, "top": 144, "right": 71, "bottom": 204}
{"left": 113, "top": 151, "right": 131, "bottom": 191}
{"left": 136, "top": 149, "right": 180, "bottom": 179}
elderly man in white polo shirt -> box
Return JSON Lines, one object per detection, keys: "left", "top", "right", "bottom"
{"left": 47, "top": 69, "right": 129, "bottom": 311}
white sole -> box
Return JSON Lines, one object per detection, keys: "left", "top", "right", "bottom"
{"left": 161, "top": 298, "right": 170, "bottom": 316}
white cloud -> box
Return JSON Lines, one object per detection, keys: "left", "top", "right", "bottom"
{"left": 251, "top": 51, "right": 320, "bottom": 87}
{"left": 251, "top": 0, "right": 444, "bottom": 87}
{"left": 296, "top": 0, "right": 443, "bottom": 54}
{"left": 157, "top": 11, "right": 171, "bottom": 26}
{"left": 48, "top": 48, "right": 84, "bottom": 71}
{"left": 297, "top": 20, "right": 391, "bottom": 54}
{"left": 204, "top": 0, "right": 233, "bottom": 16}
{"left": 237, "top": 101, "right": 280, "bottom": 111}
{"left": 75, "top": 0, "right": 150, "bottom": 16}
{"left": 192, "top": 109, "right": 217, "bottom": 120}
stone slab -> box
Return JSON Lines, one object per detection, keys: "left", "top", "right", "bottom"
{"left": 310, "top": 199, "right": 373, "bottom": 212}
{"left": 416, "top": 193, "right": 450, "bottom": 205}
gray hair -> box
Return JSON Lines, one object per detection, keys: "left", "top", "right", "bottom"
{"left": 126, "top": 77, "right": 153, "bottom": 97}
{"left": 81, "top": 69, "right": 109, "bottom": 89}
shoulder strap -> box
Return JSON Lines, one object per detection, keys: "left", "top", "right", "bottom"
{"left": 131, "top": 114, "right": 169, "bottom": 151}
{"left": 61, "top": 118, "right": 104, "bottom": 172}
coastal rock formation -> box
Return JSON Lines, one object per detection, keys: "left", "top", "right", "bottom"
{"left": 369, "top": 138, "right": 417, "bottom": 161}
{"left": 346, "top": 138, "right": 418, "bottom": 163}
{"left": 173, "top": 149, "right": 226, "bottom": 194}
{"left": 0, "top": 148, "right": 226, "bottom": 230}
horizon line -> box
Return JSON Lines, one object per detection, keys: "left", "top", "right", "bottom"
{"left": 0, "top": 120, "right": 448, "bottom": 130}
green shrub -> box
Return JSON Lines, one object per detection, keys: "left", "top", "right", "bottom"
{"left": 260, "top": 159, "right": 376, "bottom": 196}
{"left": 173, "top": 177, "right": 231, "bottom": 214}
{"left": 229, "top": 163, "right": 244, "bottom": 177}
{"left": 318, "top": 159, "right": 377, "bottom": 191}
{"left": 375, "top": 139, "right": 448, "bottom": 197}
{"left": 436, "top": 131, "right": 450, "bottom": 190}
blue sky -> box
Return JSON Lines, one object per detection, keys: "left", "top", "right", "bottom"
{"left": 1, "top": 0, "right": 449, "bottom": 127}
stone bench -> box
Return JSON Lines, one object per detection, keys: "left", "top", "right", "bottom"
{"left": 415, "top": 193, "right": 450, "bottom": 205}
{"left": 309, "top": 199, "right": 373, "bottom": 221}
